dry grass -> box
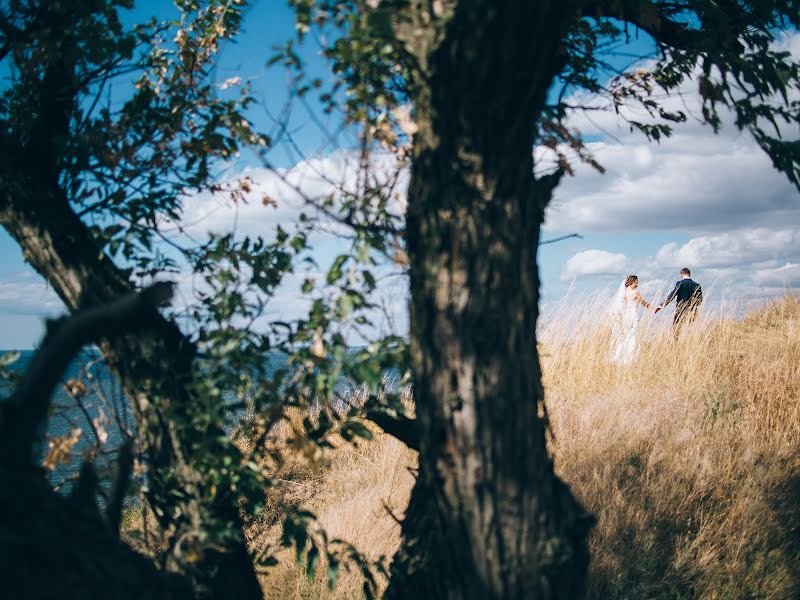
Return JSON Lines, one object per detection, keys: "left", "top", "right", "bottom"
{"left": 252, "top": 405, "right": 417, "bottom": 600}
{"left": 544, "top": 294, "right": 800, "bottom": 599}
{"left": 252, "top": 295, "right": 800, "bottom": 598}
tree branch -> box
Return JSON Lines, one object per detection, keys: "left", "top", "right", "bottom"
{"left": 0, "top": 283, "right": 173, "bottom": 466}
{"left": 539, "top": 233, "right": 583, "bottom": 245}
{"left": 108, "top": 439, "right": 135, "bottom": 535}
{"left": 364, "top": 409, "right": 419, "bottom": 451}
{"left": 587, "top": 0, "right": 700, "bottom": 48}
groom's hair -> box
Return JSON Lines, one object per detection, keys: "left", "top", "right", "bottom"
{"left": 680, "top": 267, "right": 691, "bottom": 276}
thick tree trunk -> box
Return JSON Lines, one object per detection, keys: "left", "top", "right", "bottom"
{"left": 0, "top": 143, "right": 262, "bottom": 598}
{"left": 386, "top": 2, "right": 592, "bottom": 598}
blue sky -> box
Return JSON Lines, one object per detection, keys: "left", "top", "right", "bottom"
{"left": 1, "top": 2, "right": 798, "bottom": 348}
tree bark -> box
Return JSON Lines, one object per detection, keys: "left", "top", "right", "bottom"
{"left": 386, "top": 2, "right": 592, "bottom": 598}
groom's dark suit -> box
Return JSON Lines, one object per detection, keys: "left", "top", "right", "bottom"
{"left": 662, "top": 278, "right": 703, "bottom": 332}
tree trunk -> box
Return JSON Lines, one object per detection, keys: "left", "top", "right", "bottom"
{"left": 0, "top": 140, "right": 262, "bottom": 598}
{"left": 386, "top": 2, "right": 592, "bottom": 598}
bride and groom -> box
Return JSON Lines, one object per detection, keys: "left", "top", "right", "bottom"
{"left": 608, "top": 268, "right": 703, "bottom": 364}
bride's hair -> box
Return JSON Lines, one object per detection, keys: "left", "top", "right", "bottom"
{"left": 624, "top": 275, "right": 638, "bottom": 288}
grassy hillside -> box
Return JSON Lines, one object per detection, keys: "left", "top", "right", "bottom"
{"left": 252, "top": 295, "right": 800, "bottom": 598}
{"left": 545, "top": 295, "right": 800, "bottom": 599}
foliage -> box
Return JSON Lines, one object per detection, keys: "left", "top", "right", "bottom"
{"left": 278, "top": 0, "right": 800, "bottom": 182}
{"left": 0, "top": 0, "right": 405, "bottom": 592}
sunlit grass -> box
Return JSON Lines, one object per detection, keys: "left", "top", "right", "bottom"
{"left": 543, "top": 294, "right": 800, "bottom": 598}
{"left": 254, "top": 294, "right": 800, "bottom": 599}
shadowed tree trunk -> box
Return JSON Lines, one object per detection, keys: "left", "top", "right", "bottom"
{"left": 385, "top": 2, "right": 593, "bottom": 598}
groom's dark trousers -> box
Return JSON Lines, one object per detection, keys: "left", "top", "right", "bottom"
{"left": 673, "top": 302, "right": 698, "bottom": 336}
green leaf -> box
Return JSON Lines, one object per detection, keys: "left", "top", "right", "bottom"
{"left": 327, "top": 254, "right": 349, "bottom": 284}
{"left": 306, "top": 545, "right": 319, "bottom": 581}
{"left": 363, "top": 270, "right": 376, "bottom": 290}
{"left": 337, "top": 293, "right": 354, "bottom": 316}
{"left": 327, "top": 559, "right": 340, "bottom": 590}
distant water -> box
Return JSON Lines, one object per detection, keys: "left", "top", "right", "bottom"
{"left": 0, "top": 348, "right": 292, "bottom": 490}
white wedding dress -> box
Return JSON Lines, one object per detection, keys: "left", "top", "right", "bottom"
{"left": 608, "top": 283, "right": 640, "bottom": 365}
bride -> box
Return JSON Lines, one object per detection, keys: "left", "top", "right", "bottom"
{"left": 608, "top": 274, "right": 656, "bottom": 364}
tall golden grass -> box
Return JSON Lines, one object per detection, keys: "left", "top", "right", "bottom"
{"left": 254, "top": 294, "right": 800, "bottom": 599}
{"left": 543, "top": 293, "right": 800, "bottom": 599}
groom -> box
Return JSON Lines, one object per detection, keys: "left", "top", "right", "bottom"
{"left": 655, "top": 268, "right": 703, "bottom": 336}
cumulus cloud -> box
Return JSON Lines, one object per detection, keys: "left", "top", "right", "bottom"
{"left": 174, "top": 149, "right": 407, "bottom": 241}
{"left": 654, "top": 228, "right": 800, "bottom": 269}
{"left": 543, "top": 32, "right": 800, "bottom": 234}
{"left": 570, "top": 226, "right": 800, "bottom": 299}
{"left": 545, "top": 137, "right": 799, "bottom": 233}
{"left": 562, "top": 249, "right": 628, "bottom": 280}
{"left": 752, "top": 262, "right": 800, "bottom": 288}
{"left": 0, "top": 274, "right": 62, "bottom": 316}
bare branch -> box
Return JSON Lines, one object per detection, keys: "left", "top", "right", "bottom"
{"left": 588, "top": 0, "right": 708, "bottom": 50}
{"left": 108, "top": 439, "right": 135, "bottom": 536}
{"left": 0, "top": 283, "right": 174, "bottom": 465}
{"left": 539, "top": 233, "right": 583, "bottom": 245}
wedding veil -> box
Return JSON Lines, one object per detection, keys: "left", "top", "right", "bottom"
{"left": 608, "top": 279, "right": 627, "bottom": 318}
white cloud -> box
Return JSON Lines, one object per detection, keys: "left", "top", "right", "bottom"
{"left": 545, "top": 137, "right": 799, "bottom": 233}
{"left": 542, "top": 32, "right": 800, "bottom": 234}
{"left": 562, "top": 249, "right": 628, "bottom": 280}
{"left": 752, "top": 262, "right": 800, "bottom": 288}
{"left": 654, "top": 228, "right": 800, "bottom": 269}
{"left": 173, "top": 149, "right": 407, "bottom": 241}
{"left": 576, "top": 227, "right": 800, "bottom": 301}
{"left": 0, "top": 274, "right": 62, "bottom": 316}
